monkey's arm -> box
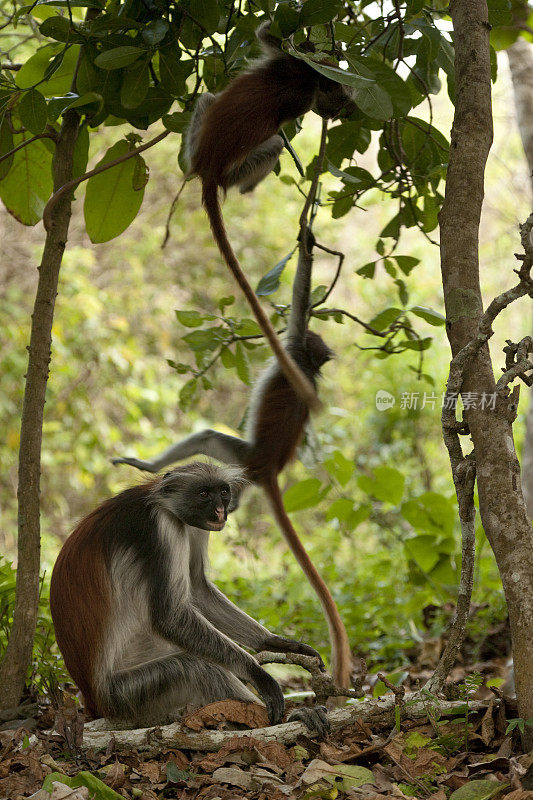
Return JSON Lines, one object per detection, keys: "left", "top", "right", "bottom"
{"left": 152, "top": 592, "right": 284, "bottom": 723}
{"left": 194, "top": 579, "right": 325, "bottom": 666}
{"left": 112, "top": 429, "right": 251, "bottom": 474}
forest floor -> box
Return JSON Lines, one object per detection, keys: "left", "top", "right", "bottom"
{"left": 1, "top": 646, "right": 532, "bottom": 800}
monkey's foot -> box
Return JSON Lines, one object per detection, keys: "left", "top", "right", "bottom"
{"left": 287, "top": 705, "right": 329, "bottom": 738}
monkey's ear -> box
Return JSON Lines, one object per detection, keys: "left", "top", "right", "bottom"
{"left": 223, "top": 466, "right": 249, "bottom": 496}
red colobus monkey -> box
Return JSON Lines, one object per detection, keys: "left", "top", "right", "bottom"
{"left": 113, "top": 316, "right": 353, "bottom": 690}
{"left": 182, "top": 21, "right": 355, "bottom": 412}
{"left": 50, "top": 463, "right": 328, "bottom": 733}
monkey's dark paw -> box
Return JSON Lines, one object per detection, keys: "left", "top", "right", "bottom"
{"left": 261, "top": 636, "right": 326, "bottom": 670}
{"left": 288, "top": 706, "right": 330, "bottom": 738}
{"left": 251, "top": 665, "right": 284, "bottom": 725}
{"left": 111, "top": 457, "right": 157, "bottom": 473}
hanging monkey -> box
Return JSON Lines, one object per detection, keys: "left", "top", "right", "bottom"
{"left": 113, "top": 226, "right": 353, "bottom": 690}
{"left": 50, "top": 462, "right": 330, "bottom": 734}
{"left": 178, "top": 21, "right": 355, "bottom": 412}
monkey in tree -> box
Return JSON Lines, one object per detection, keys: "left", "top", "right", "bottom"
{"left": 50, "top": 462, "right": 329, "bottom": 734}
{"left": 179, "top": 21, "right": 355, "bottom": 411}
{"left": 113, "top": 219, "right": 353, "bottom": 689}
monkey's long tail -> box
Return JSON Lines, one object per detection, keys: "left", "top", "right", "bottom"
{"left": 202, "top": 181, "right": 320, "bottom": 412}
{"left": 264, "top": 477, "right": 353, "bottom": 691}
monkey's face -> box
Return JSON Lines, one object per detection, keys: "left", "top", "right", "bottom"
{"left": 162, "top": 480, "right": 232, "bottom": 532}
{"left": 313, "top": 78, "right": 356, "bottom": 120}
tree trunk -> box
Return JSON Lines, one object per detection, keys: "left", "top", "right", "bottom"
{"left": 440, "top": 0, "right": 533, "bottom": 727}
{"left": 507, "top": 37, "right": 533, "bottom": 523}
{"left": 0, "top": 110, "right": 80, "bottom": 709}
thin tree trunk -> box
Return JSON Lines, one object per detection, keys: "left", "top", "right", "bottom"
{"left": 440, "top": 0, "right": 533, "bottom": 729}
{"left": 0, "top": 110, "right": 80, "bottom": 708}
{"left": 507, "top": 37, "right": 533, "bottom": 522}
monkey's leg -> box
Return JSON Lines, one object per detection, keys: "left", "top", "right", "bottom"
{"left": 99, "top": 652, "right": 258, "bottom": 726}
{"left": 112, "top": 430, "right": 250, "bottom": 473}
{"left": 225, "top": 135, "right": 284, "bottom": 194}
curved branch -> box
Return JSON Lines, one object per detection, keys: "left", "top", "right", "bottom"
{"left": 43, "top": 129, "right": 170, "bottom": 231}
{"left": 0, "top": 131, "right": 57, "bottom": 166}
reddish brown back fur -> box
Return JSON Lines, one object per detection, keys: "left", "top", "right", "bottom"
{"left": 50, "top": 516, "right": 110, "bottom": 717}
{"left": 245, "top": 332, "right": 333, "bottom": 484}
{"left": 245, "top": 371, "right": 309, "bottom": 484}
{"left": 191, "top": 56, "right": 317, "bottom": 188}
{"left": 50, "top": 483, "right": 158, "bottom": 717}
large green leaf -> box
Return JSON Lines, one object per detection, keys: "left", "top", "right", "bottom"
{"left": 121, "top": 61, "right": 150, "bottom": 109}
{"left": 18, "top": 89, "right": 48, "bottom": 134}
{"left": 256, "top": 249, "right": 295, "bottom": 296}
{"left": 0, "top": 133, "right": 53, "bottom": 225}
{"left": 94, "top": 46, "right": 145, "bottom": 70}
{"left": 0, "top": 118, "right": 14, "bottom": 181}
{"left": 299, "top": 0, "right": 343, "bottom": 25}
{"left": 358, "top": 466, "right": 405, "bottom": 505}
{"left": 16, "top": 44, "right": 80, "bottom": 97}
{"left": 284, "top": 478, "right": 327, "bottom": 512}
{"left": 42, "top": 772, "right": 123, "bottom": 800}
{"left": 84, "top": 140, "right": 146, "bottom": 243}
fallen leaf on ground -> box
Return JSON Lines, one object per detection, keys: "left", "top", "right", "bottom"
{"left": 184, "top": 701, "right": 269, "bottom": 730}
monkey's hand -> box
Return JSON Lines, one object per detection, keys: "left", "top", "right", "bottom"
{"left": 249, "top": 663, "right": 284, "bottom": 725}
{"left": 111, "top": 457, "right": 158, "bottom": 473}
{"left": 288, "top": 706, "right": 330, "bottom": 738}
{"left": 260, "top": 635, "right": 326, "bottom": 670}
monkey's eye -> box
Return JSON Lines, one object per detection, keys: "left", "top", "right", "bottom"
{"left": 199, "top": 489, "right": 209, "bottom": 498}
{"left": 221, "top": 487, "right": 229, "bottom": 496}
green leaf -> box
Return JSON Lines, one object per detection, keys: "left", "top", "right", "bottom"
{"left": 449, "top": 780, "right": 509, "bottom": 800}
{"left": 325, "top": 498, "right": 354, "bottom": 522}
{"left": 235, "top": 342, "right": 250, "bottom": 385}
{"left": 42, "top": 772, "right": 123, "bottom": 800}
{"left": 39, "top": 14, "right": 73, "bottom": 42}
{"left": 84, "top": 140, "right": 146, "bottom": 243}
{"left": 67, "top": 91, "right": 104, "bottom": 115}
{"left": 16, "top": 44, "right": 80, "bottom": 96}
{"left": 159, "top": 51, "right": 192, "bottom": 97}
{"left": 179, "top": 378, "right": 198, "bottom": 409}
{"left": 256, "top": 249, "right": 296, "bottom": 296}
{"left": 358, "top": 466, "right": 405, "bottom": 505}
{"left": 284, "top": 478, "right": 325, "bottom": 512}
{"left": 353, "top": 81, "right": 393, "bottom": 121}
{"left": 0, "top": 133, "right": 53, "bottom": 225}
{"left": 163, "top": 111, "right": 191, "bottom": 133}
{"left": 299, "top": 0, "right": 343, "bottom": 26}
{"left": 47, "top": 92, "right": 78, "bottom": 120}
{"left": 404, "top": 535, "right": 440, "bottom": 573}
{"left": 18, "top": 89, "right": 48, "bottom": 135}
{"left": 288, "top": 46, "right": 374, "bottom": 89}
{"left": 94, "top": 46, "right": 145, "bottom": 70}
{"left": 0, "top": 118, "right": 14, "bottom": 181}
{"left": 394, "top": 255, "right": 420, "bottom": 275}
{"left": 182, "top": 328, "right": 224, "bottom": 351}
{"left": 410, "top": 306, "right": 446, "bottom": 326}
{"left": 121, "top": 61, "right": 150, "bottom": 109}
{"left": 142, "top": 18, "right": 169, "bottom": 45}
{"left": 323, "top": 451, "right": 353, "bottom": 487}
{"left": 220, "top": 347, "right": 235, "bottom": 369}
{"left": 176, "top": 310, "right": 214, "bottom": 328}
{"left": 369, "top": 307, "right": 402, "bottom": 331}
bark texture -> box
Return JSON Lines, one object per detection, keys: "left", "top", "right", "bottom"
{"left": 507, "top": 37, "right": 533, "bottom": 522}
{"left": 0, "top": 111, "right": 80, "bottom": 709}
{"left": 82, "top": 696, "right": 494, "bottom": 754}
{"left": 440, "top": 0, "right": 533, "bottom": 723}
